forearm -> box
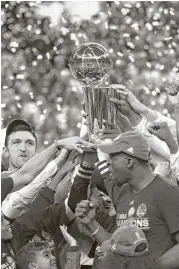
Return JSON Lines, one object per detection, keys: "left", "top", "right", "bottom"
{"left": 2, "top": 155, "right": 69, "bottom": 219}
{"left": 68, "top": 162, "right": 94, "bottom": 212}
{"left": 86, "top": 219, "right": 111, "bottom": 244}
{"left": 11, "top": 143, "right": 59, "bottom": 185}
{"left": 157, "top": 243, "right": 179, "bottom": 269}
{"left": 55, "top": 148, "right": 70, "bottom": 168}
{"left": 141, "top": 106, "right": 158, "bottom": 122}
{"left": 174, "top": 104, "right": 179, "bottom": 145}
{"left": 125, "top": 111, "right": 142, "bottom": 127}
{"left": 14, "top": 186, "right": 55, "bottom": 231}
{"left": 48, "top": 167, "right": 70, "bottom": 191}
{"left": 166, "top": 139, "right": 178, "bottom": 155}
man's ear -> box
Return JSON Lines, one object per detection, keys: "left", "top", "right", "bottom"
{"left": 29, "top": 263, "right": 38, "bottom": 269}
{"left": 126, "top": 157, "right": 134, "bottom": 168}
{"left": 3, "top": 146, "right": 9, "bottom": 158}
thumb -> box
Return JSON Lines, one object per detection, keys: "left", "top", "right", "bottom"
{"left": 74, "top": 146, "right": 83, "bottom": 154}
{"left": 147, "top": 127, "right": 158, "bottom": 136}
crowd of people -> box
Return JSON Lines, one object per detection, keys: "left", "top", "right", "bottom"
{"left": 1, "top": 83, "right": 179, "bottom": 269}
{"left": 1, "top": 1, "right": 179, "bottom": 269}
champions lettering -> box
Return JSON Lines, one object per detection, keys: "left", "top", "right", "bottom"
{"left": 116, "top": 217, "right": 149, "bottom": 229}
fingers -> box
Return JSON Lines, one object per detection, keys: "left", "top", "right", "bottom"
{"left": 99, "top": 134, "right": 118, "bottom": 140}
{"left": 147, "top": 127, "right": 158, "bottom": 136}
{"left": 81, "top": 110, "right": 88, "bottom": 117}
{"left": 98, "top": 128, "right": 117, "bottom": 134}
{"left": 73, "top": 146, "right": 83, "bottom": 154}
{"left": 111, "top": 84, "right": 127, "bottom": 91}
{"left": 60, "top": 225, "right": 67, "bottom": 234}
{"left": 109, "top": 98, "right": 126, "bottom": 106}
{"left": 76, "top": 200, "right": 91, "bottom": 209}
{"left": 60, "top": 225, "right": 68, "bottom": 239}
{"left": 102, "top": 119, "right": 116, "bottom": 129}
{"left": 116, "top": 89, "right": 128, "bottom": 96}
{"left": 75, "top": 200, "right": 94, "bottom": 217}
{"left": 78, "top": 138, "right": 95, "bottom": 147}
{"left": 147, "top": 122, "right": 163, "bottom": 131}
{"left": 116, "top": 111, "right": 130, "bottom": 124}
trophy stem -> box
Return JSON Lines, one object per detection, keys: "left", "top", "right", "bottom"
{"left": 82, "top": 86, "right": 119, "bottom": 137}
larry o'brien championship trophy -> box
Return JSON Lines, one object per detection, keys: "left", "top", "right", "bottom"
{"left": 69, "top": 42, "right": 118, "bottom": 141}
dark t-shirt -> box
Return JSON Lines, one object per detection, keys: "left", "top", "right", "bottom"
{"left": 104, "top": 175, "right": 179, "bottom": 259}
{"left": 1, "top": 177, "right": 14, "bottom": 203}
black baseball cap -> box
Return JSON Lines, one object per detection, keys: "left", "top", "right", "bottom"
{"left": 5, "top": 119, "right": 36, "bottom": 146}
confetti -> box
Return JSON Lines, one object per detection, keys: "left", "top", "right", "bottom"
{"left": 1, "top": 1, "right": 179, "bottom": 148}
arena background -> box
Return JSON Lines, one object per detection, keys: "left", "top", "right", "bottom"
{"left": 1, "top": 1, "right": 179, "bottom": 153}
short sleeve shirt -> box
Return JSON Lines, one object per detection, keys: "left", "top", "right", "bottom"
{"left": 104, "top": 175, "right": 179, "bottom": 259}
{"left": 1, "top": 177, "right": 13, "bottom": 203}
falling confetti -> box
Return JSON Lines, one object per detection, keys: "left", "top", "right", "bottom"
{"left": 1, "top": 1, "right": 179, "bottom": 149}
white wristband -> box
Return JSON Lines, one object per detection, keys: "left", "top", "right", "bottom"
{"left": 91, "top": 226, "right": 99, "bottom": 236}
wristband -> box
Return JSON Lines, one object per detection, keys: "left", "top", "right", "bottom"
{"left": 54, "top": 140, "right": 63, "bottom": 150}
{"left": 91, "top": 226, "right": 100, "bottom": 236}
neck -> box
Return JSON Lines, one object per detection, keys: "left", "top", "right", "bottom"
{"left": 128, "top": 166, "right": 155, "bottom": 193}
{"left": 8, "top": 162, "right": 19, "bottom": 173}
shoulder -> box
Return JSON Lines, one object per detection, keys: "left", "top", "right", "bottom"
{"left": 153, "top": 175, "right": 179, "bottom": 204}
{"left": 154, "top": 175, "right": 179, "bottom": 192}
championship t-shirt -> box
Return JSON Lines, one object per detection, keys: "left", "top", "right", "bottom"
{"left": 104, "top": 175, "right": 179, "bottom": 259}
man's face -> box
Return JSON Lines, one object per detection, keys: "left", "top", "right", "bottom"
{"left": 1, "top": 213, "right": 13, "bottom": 240}
{"left": 5, "top": 131, "right": 36, "bottom": 170}
{"left": 107, "top": 153, "right": 130, "bottom": 185}
{"left": 33, "top": 248, "right": 57, "bottom": 269}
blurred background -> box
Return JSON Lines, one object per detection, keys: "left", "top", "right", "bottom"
{"left": 1, "top": 1, "right": 179, "bottom": 151}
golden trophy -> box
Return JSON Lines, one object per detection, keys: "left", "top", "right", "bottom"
{"left": 70, "top": 42, "right": 118, "bottom": 139}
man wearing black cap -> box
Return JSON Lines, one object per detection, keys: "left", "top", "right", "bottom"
{"left": 1, "top": 118, "right": 94, "bottom": 202}
{"left": 3, "top": 119, "right": 37, "bottom": 173}
{"left": 75, "top": 131, "right": 179, "bottom": 269}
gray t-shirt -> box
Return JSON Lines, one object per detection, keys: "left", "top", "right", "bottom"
{"left": 104, "top": 175, "right": 179, "bottom": 258}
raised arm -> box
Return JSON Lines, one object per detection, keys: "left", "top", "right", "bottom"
{"left": 10, "top": 156, "right": 78, "bottom": 251}
{"left": 75, "top": 200, "right": 111, "bottom": 244}
{"left": 112, "top": 84, "right": 157, "bottom": 122}
{"left": 10, "top": 137, "right": 94, "bottom": 190}
{"left": 1, "top": 149, "right": 70, "bottom": 219}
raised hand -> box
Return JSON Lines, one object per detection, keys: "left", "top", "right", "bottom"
{"left": 111, "top": 84, "right": 145, "bottom": 114}
{"left": 147, "top": 121, "right": 178, "bottom": 154}
{"left": 147, "top": 122, "right": 173, "bottom": 142}
{"left": 75, "top": 200, "right": 96, "bottom": 225}
{"left": 97, "top": 120, "right": 122, "bottom": 141}
{"left": 109, "top": 98, "right": 134, "bottom": 132}
{"left": 60, "top": 225, "right": 77, "bottom": 247}
{"left": 57, "top": 136, "right": 95, "bottom": 154}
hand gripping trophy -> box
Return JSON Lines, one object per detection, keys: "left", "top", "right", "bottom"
{"left": 69, "top": 42, "right": 118, "bottom": 140}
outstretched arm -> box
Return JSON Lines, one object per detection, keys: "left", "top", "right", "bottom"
{"left": 112, "top": 84, "right": 157, "bottom": 122}
{"left": 75, "top": 200, "right": 111, "bottom": 244}
{"left": 10, "top": 137, "right": 94, "bottom": 190}
{"left": 1, "top": 149, "right": 70, "bottom": 219}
